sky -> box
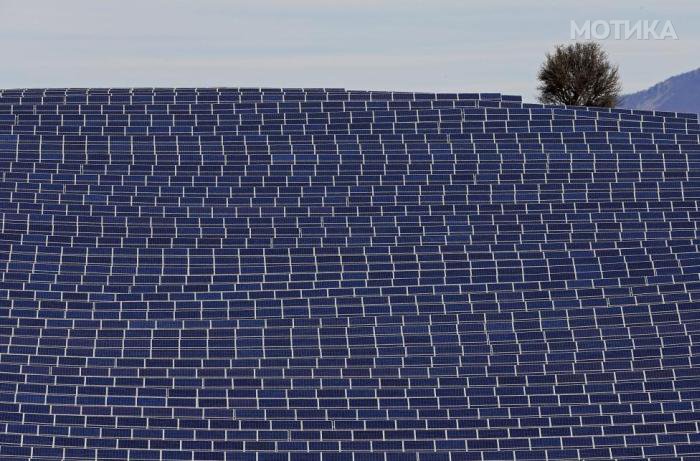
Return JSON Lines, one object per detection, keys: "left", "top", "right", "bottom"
{"left": 0, "top": 0, "right": 697, "bottom": 101}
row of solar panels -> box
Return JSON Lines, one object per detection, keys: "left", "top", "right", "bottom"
{"left": 8, "top": 269, "right": 679, "bottom": 289}
{"left": 4, "top": 233, "right": 694, "bottom": 251}
{"left": 1, "top": 292, "right": 691, "bottom": 317}
{"left": 0, "top": 295, "right": 691, "bottom": 322}
{"left": 2, "top": 223, "right": 692, "bottom": 251}
{"left": 8, "top": 311, "right": 679, "bottom": 336}
{"left": 1, "top": 439, "right": 693, "bottom": 461}
{"left": 4, "top": 141, "right": 694, "bottom": 159}
{"left": 4, "top": 123, "right": 696, "bottom": 138}
{"left": 2, "top": 171, "right": 695, "bottom": 190}
{"left": 3, "top": 182, "right": 699, "bottom": 201}
{"left": 2, "top": 192, "right": 697, "bottom": 209}
{"left": 2, "top": 219, "right": 696, "bottom": 248}
{"left": 1, "top": 163, "right": 696, "bottom": 178}
{"left": 4, "top": 181, "right": 697, "bottom": 195}
{"left": 3, "top": 169, "right": 692, "bottom": 184}
{"left": 0, "top": 91, "right": 521, "bottom": 106}
{"left": 2, "top": 245, "right": 697, "bottom": 268}
{"left": 2, "top": 251, "right": 695, "bottom": 276}
{"left": 1, "top": 313, "right": 693, "bottom": 340}
{"left": 11, "top": 168, "right": 690, "bottom": 182}
{"left": 1, "top": 306, "right": 694, "bottom": 342}
{"left": 5, "top": 110, "right": 698, "bottom": 126}
{"left": 0, "top": 101, "right": 505, "bottom": 115}
{"left": 3, "top": 230, "right": 697, "bottom": 252}
{"left": 0, "top": 87, "right": 496, "bottom": 94}
{"left": 0, "top": 110, "right": 695, "bottom": 140}
{"left": 0, "top": 100, "right": 689, "bottom": 115}
{"left": 4, "top": 122, "right": 697, "bottom": 136}
{"left": 3, "top": 210, "right": 697, "bottom": 226}
{"left": 1, "top": 376, "right": 695, "bottom": 398}
{"left": 1, "top": 115, "right": 696, "bottom": 127}
{"left": 5, "top": 277, "right": 683, "bottom": 299}
{"left": 2, "top": 313, "right": 693, "bottom": 336}
{"left": 0, "top": 101, "right": 696, "bottom": 123}
{"left": 2, "top": 356, "right": 693, "bottom": 383}
{"left": 4, "top": 150, "right": 696, "bottom": 161}
{"left": 5, "top": 376, "right": 694, "bottom": 399}
{"left": 2, "top": 215, "right": 698, "bottom": 232}
{"left": 2, "top": 232, "right": 695, "bottom": 253}
{"left": 2, "top": 145, "right": 696, "bottom": 159}
{"left": 2, "top": 266, "right": 696, "bottom": 295}
{"left": 9, "top": 161, "right": 680, "bottom": 174}
{"left": 5, "top": 284, "right": 687, "bottom": 314}
{"left": 3, "top": 132, "right": 698, "bottom": 143}
{"left": 3, "top": 264, "right": 690, "bottom": 296}
{"left": 3, "top": 243, "right": 692, "bottom": 259}
{"left": 9, "top": 115, "right": 692, "bottom": 128}
{"left": 1, "top": 143, "right": 698, "bottom": 158}
{"left": 3, "top": 194, "right": 698, "bottom": 211}
{"left": 0, "top": 87, "right": 509, "bottom": 96}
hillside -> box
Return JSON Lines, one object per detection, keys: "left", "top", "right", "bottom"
{"left": 619, "top": 67, "right": 700, "bottom": 113}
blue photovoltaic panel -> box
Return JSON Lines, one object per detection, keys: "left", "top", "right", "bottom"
{"left": 0, "top": 87, "right": 699, "bottom": 461}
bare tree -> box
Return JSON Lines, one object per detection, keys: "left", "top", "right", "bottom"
{"left": 537, "top": 42, "right": 621, "bottom": 107}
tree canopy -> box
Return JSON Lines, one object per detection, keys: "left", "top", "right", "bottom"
{"left": 537, "top": 42, "right": 621, "bottom": 108}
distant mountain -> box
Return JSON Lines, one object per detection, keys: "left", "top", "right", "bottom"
{"left": 618, "top": 67, "right": 700, "bottom": 114}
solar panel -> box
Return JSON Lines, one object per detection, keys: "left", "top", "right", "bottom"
{"left": 0, "top": 88, "right": 699, "bottom": 460}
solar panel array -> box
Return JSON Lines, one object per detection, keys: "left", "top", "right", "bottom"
{"left": 1, "top": 87, "right": 700, "bottom": 461}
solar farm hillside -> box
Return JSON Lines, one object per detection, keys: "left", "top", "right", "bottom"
{"left": 1, "top": 87, "right": 700, "bottom": 461}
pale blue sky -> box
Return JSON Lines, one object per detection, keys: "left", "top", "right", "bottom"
{"left": 0, "top": 0, "right": 697, "bottom": 101}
